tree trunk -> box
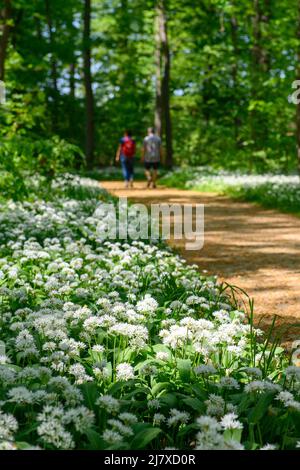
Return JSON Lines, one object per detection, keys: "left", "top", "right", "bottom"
{"left": 297, "top": 0, "right": 300, "bottom": 173}
{"left": 161, "top": 3, "right": 173, "bottom": 168}
{"left": 70, "top": 62, "right": 76, "bottom": 99}
{"left": 251, "top": 0, "right": 269, "bottom": 151}
{"left": 261, "top": 0, "right": 271, "bottom": 72}
{"left": 155, "top": 0, "right": 173, "bottom": 168}
{"left": 251, "top": 0, "right": 262, "bottom": 148}
{"left": 252, "top": 0, "right": 262, "bottom": 71}
{"left": 154, "top": 8, "right": 162, "bottom": 138}
{"left": 0, "top": 0, "right": 12, "bottom": 81}
{"left": 44, "top": 0, "right": 58, "bottom": 94}
{"left": 230, "top": 6, "right": 241, "bottom": 147}
{"left": 83, "top": 0, "right": 95, "bottom": 169}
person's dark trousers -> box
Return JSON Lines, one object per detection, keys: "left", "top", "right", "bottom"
{"left": 120, "top": 155, "right": 134, "bottom": 181}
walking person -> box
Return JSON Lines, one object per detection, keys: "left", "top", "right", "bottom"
{"left": 116, "top": 130, "right": 136, "bottom": 188}
{"left": 142, "top": 127, "right": 162, "bottom": 189}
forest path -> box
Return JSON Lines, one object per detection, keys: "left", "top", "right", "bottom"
{"left": 101, "top": 181, "right": 300, "bottom": 340}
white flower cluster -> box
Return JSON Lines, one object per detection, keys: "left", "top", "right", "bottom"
{"left": 163, "top": 167, "right": 300, "bottom": 210}
{"left": 0, "top": 174, "right": 299, "bottom": 450}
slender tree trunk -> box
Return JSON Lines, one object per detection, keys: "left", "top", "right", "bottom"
{"left": 83, "top": 0, "right": 95, "bottom": 169}
{"left": 251, "top": 0, "right": 270, "bottom": 153}
{"left": 155, "top": 0, "right": 173, "bottom": 168}
{"left": 0, "top": 0, "right": 12, "bottom": 81}
{"left": 252, "top": 0, "right": 262, "bottom": 71}
{"left": 70, "top": 62, "right": 76, "bottom": 99}
{"left": 297, "top": 0, "right": 300, "bottom": 173}
{"left": 230, "top": 7, "right": 241, "bottom": 147}
{"left": 261, "top": 0, "right": 271, "bottom": 72}
{"left": 44, "top": 0, "right": 58, "bottom": 94}
{"left": 155, "top": 9, "right": 163, "bottom": 138}
{"left": 251, "top": 0, "right": 272, "bottom": 150}
{"left": 161, "top": 3, "right": 173, "bottom": 168}
{"left": 251, "top": 0, "right": 261, "bottom": 149}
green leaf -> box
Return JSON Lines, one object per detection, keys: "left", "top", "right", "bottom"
{"left": 108, "top": 380, "right": 135, "bottom": 395}
{"left": 151, "top": 382, "right": 170, "bottom": 396}
{"left": 134, "top": 359, "right": 155, "bottom": 371}
{"left": 177, "top": 359, "right": 191, "bottom": 382}
{"left": 15, "top": 441, "right": 38, "bottom": 450}
{"left": 190, "top": 384, "right": 207, "bottom": 401}
{"left": 224, "top": 429, "right": 242, "bottom": 443}
{"left": 152, "top": 344, "right": 171, "bottom": 355}
{"left": 79, "top": 382, "right": 98, "bottom": 410}
{"left": 159, "top": 393, "right": 178, "bottom": 408}
{"left": 182, "top": 397, "right": 205, "bottom": 412}
{"left": 85, "top": 429, "right": 106, "bottom": 450}
{"left": 248, "top": 392, "right": 275, "bottom": 424}
{"left": 130, "top": 427, "right": 162, "bottom": 450}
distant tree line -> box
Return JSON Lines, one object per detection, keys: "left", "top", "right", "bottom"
{"left": 1, "top": 0, "right": 300, "bottom": 172}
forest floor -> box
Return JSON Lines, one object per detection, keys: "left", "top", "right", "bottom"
{"left": 101, "top": 181, "right": 300, "bottom": 343}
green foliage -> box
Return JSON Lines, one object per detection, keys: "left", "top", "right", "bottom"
{"left": 0, "top": 136, "right": 83, "bottom": 200}
{"left": 1, "top": 0, "right": 299, "bottom": 171}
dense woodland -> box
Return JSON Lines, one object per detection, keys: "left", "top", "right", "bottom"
{"left": 1, "top": 0, "right": 300, "bottom": 173}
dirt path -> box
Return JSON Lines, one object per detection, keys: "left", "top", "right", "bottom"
{"left": 101, "top": 181, "right": 300, "bottom": 339}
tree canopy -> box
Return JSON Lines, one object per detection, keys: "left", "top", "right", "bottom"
{"left": 0, "top": 0, "right": 300, "bottom": 172}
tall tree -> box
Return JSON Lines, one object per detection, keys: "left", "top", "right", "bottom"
{"left": 44, "top": 0, "right": 58, "bottom": 94}
{"left": 250, "top": 0, "right": 271, "bottom": 151}
{"left": 297, "top": 0, "right": 300, "bottom": 173}
{"left": 83, "top": 0, "right": 95, "bottom": 168}
{"left": 154, "top": 3, "right": 163, "bottom": 138}
{"left": 230, "top": 1, "right": 241, "bottom": 147}
{"left": 0, "top": 0, "right": 12, "bottom": 81}
{"left": 250, "top": 0, "right": 263, "bottom": 149}
{"left": 69, "top": 62, "right": 76, "bottom": 99}
{"left": 155, "top": 0, "right": 173, "bottom": 168}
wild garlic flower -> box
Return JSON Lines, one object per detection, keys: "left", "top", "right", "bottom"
{"left": 68, "top": 363, "right": 93, "bottom": 384}
{"left": 220, "top": 413, "right": 243, "bottom": 431}
{"left": 116, "top": 363, "right": 134, "bottom": 381}
{"left": 107, "top": 419, "right": 133, "bottom": 437}
{"left": 167, "top": 409, "right": 190, "bottom": 427}
{"left": 205, "top": 394, "right": 225, "bottom": 417}
{"left": 102, "top": 430, "right": 123, "bottom": 445}
{"left": 136, "top": 295, "right": 158, "bottom": 316}
{"left": 97, "top": 395, "right": 120, "bottom": 414}
{"left": 155, "top": 351, "right": 169, "bottom": 361}
{"left": 0, "top": 411, "right": 18, "bottom": 441}
{"left": 245, "top": 381, "right": 281, "bottom": 394}
{"left": 118, "top": 413, "right": 138, "bottom": 425}
{"left": 260, "top": 444, "right": 277, "bottom": 450}
{"left": 218, "top": 377, "right": 240, "bottom": 390}
{"left": 194, "top": 365, "right": 217, "bottom": 376}
{"left": 153, "top": 413, "right": 165, "bottom": 426}
{"left": 7, "top": 386, "right": 34, "bottom": 405}
{"left": 284, "top": 366, "right": 300, "bottom": 381}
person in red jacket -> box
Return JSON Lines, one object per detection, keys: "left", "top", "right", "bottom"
{"left": 116, "top": 130, "right": 136, "bottom": 188}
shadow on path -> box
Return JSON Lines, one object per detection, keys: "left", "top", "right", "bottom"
{"left": 101, "top": 181, "right": 300, "bottom": 343}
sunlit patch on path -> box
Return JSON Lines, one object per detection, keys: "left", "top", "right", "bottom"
{"left": 101, "top": 181, "right": 300, "bottom": 341}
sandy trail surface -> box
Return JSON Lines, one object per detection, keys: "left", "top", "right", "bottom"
{"left": 101, "top": 181, "right": 300, "bottom": 341}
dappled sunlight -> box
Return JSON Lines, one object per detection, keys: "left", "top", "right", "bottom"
{"left": 102, "top": 181, "right": 300, "bottom": 330}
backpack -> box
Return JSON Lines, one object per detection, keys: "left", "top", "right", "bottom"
{"left": 122, "top": 137, "right": 136, "bottom": 157}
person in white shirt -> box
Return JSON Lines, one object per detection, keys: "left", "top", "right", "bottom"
{"left": 141, "top": 127, "right": 162, "bottom": 189}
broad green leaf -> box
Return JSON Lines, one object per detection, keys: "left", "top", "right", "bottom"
{"left": 177, "top": 359, "right": 191, "bottom": 382}
{"left": 182, "top": 397, "right": 205, "bottom": 412}
{"left": 248, "top": 392, "right": 275, "bottom": 424}
{"left": 130, "top": 427, "right": 162, "bottom": 450}
{"left": 79, "top": 382, "right": 99, "bottom": 410}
